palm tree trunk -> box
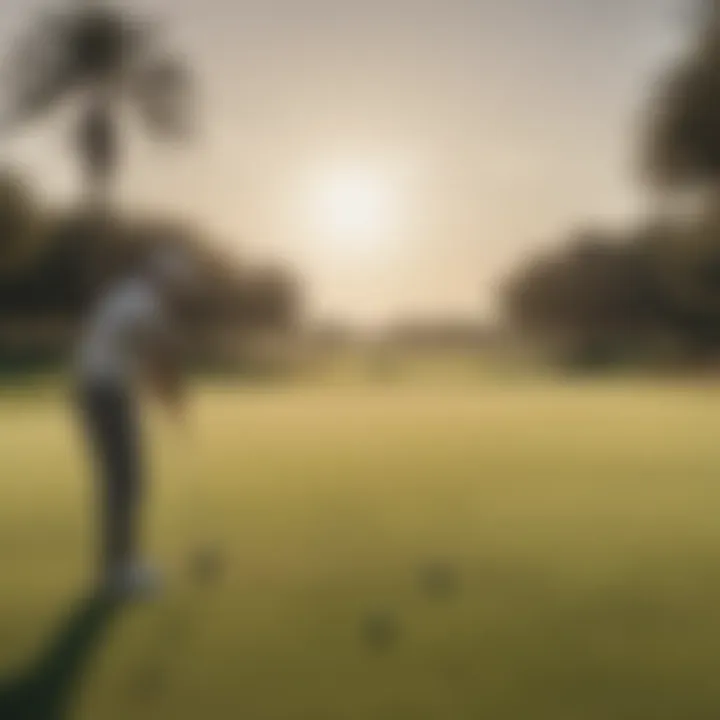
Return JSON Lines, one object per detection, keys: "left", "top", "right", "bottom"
{"left": 77, "top": 91, "right": 117, "bottom": 217}
{"left": 76, "top": 88, "right": 119, "bottom": 299}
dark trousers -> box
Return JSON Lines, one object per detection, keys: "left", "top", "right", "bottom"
{"left": 78, "top": 381, "right": 142, "bottom": 578}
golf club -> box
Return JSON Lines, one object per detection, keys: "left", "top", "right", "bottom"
{"left": 128, "top": 413, "right": 222, "bottom": 703}
{"left": 175, "top": 415, "right": 227, "bottom": 585}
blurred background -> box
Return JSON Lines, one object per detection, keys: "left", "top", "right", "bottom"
{"left": 4, "top": 1, "right": 720, "bottom": 719}
{"left": 0, "top": 0, "right": 712, "bottom": 377}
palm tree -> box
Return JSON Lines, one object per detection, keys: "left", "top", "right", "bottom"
{"left": 646, "top": 0, "right": 720, "bottom": 192}
{"left": 3, "top": 0, "right": 193, "bottom": 214}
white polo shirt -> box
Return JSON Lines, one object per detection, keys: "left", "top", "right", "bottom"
{"left": 77, "top": 276, "right": 167, "bottom": 387}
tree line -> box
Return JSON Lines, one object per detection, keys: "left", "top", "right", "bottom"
{"left": 0, "top": 170, "right": 300, "bottom": 370}
{"left": 502, "top": 1, "right": 720, "bottom": 370}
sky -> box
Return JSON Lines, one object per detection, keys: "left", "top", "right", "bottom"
{"left": 0, "top": 0, "right": 693, "bottom": 324}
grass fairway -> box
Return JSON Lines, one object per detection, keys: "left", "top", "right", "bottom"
{"left": 2, "top": 377, "right": 720, "bottom": 718}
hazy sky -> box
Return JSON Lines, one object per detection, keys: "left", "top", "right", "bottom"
{"left": 0, "top": 0, "right": 691, "bottom": 323}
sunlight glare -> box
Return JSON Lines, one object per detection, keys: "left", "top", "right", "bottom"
{"left": 310, "top": 166, "right": 397, "bottom": 249}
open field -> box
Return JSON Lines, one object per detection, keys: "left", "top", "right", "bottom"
{"left": 2, "top": 375, "right": 720, "bottom": 719}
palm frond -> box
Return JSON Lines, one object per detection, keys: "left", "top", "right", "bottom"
{"left": 64, "top": 4, "right": 144, "bottom": 84}
{"left": 131, "top": 54, "right": 194, "bottom": 138}
{"left": 2, "top": 13, "right": 77, "bottom": 124}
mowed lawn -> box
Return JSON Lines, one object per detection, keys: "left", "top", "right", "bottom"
{"left": 2, "top": 377, "right": 720, "bottom": 719}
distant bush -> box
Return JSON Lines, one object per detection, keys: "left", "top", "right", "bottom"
{"left": 501, "top": 220, "right": 720, "bottom": 371}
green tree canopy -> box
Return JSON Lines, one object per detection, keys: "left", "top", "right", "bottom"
{"left": 646, "top": 0, "right": 720, "bottom": 188}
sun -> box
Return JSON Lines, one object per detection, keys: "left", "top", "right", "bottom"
{"left": 309, "top": 166, "right": 396, "bottom": 248}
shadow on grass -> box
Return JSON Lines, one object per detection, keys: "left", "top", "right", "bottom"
{"left": 0, "top": 594, "right": 121, "bottom": 720}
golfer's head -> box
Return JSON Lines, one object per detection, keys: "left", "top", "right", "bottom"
{"left": 147, "top": 246, "right": 198, "bottom": 299}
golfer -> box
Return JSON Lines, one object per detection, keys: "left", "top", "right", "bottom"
{"left": 76, "top": 247, "right": 194, "bottom": 598}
